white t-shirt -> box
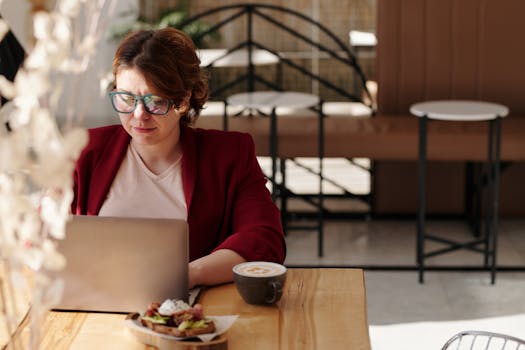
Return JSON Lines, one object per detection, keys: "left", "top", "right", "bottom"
{"left": 99, "top": 144, "right": 187, "bottom": 219}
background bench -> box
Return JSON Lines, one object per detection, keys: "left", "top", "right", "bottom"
{"left": 190, "top": 1, "right": 525, "bottom": 217}
{"left": 373, "top": 0, "right": 525, "bottom": 216}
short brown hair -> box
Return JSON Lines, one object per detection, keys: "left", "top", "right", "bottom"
{"left": 112, "top": 28, "right": 208, "bottom": 125}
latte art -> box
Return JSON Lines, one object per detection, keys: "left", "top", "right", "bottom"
{"left": 239, "top": 265, "right": 280, "bottom": 276}
{"left": 234, "top": 262, "right": 286, "bottom": 277}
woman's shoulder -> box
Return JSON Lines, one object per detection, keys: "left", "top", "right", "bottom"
{"left": 86, "top": 125, "right": 128, "bottom": 146}
{"left": 189, "top": 127, "right": 253, "bottom": 145}
{"left": 88, "top": 124, "right": 126, "bottom": 138}
{"left": 80, "top": 124, "right": 129, "bottom": 157}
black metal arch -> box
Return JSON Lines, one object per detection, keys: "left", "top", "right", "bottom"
{"left": 179, "top": 3, "right": 374, "bottom": 110}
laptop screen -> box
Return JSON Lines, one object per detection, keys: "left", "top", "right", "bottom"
{"left": 52, "top": 215, "right": 189, "bottom": 313}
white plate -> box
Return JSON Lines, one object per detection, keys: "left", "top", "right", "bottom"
{"left": 124, "top": 313, "right": 238, "bottom": 348}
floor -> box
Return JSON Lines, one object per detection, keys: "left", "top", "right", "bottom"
{"left": 268, "top": 157, "right": 525, "bottom": 349}
{"left": 283, "top": 219, "right": 525, "bottom": 349}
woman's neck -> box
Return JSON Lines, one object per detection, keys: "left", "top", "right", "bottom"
{"left": 131, "top": 137, "right": 183, "bottom": 175}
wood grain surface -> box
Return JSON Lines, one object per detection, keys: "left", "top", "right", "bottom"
{"left": 5, "top": 269, "right": 371, "bottom": 350}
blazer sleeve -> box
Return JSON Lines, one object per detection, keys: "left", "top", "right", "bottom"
{"left": 212, "top": 134, "right": 286, "bottom": 264}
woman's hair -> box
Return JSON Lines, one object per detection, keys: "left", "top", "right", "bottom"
{"left": 112, "top": 28, "right": 208, "bottom": 125}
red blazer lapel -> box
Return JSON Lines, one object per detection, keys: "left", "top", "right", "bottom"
{"left": 181, "top": 125, "right": 197, "bottom": 211}
{"left": 88, "top": 126, "right": 130, "bottom": 214}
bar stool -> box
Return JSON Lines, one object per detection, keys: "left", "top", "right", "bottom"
{"left": 410, "top": 100, "right": 509, "bottom": 284}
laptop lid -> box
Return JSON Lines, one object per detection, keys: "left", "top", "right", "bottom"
{"left": 52, "top": 215, "right": 188, "bottom": 313}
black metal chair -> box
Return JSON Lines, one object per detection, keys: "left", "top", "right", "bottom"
{"left": 179, "top": 4, "right": 374, "bottom": 257}
{"left": 179, "top": 4, "right": 373, "bottom": 103}
{"left": 441, "top": 330, "right": 525, "bottom": 350}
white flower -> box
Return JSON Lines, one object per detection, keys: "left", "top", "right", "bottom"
{"left": 25, "top": 42, "right": 51, "bottom": 70}
{"left": 59, "top": 0, "right": 82, "bottom": 17}
{"left": 31, "top": 156, "right": 75, "bottom": 189}
{"left": 33, "top": 275, "right": 65, "bottom": 311}
{"left": 33, "top": 12, "right": 53, "bottom": 40}
{"left": 17, "top": 210, "right": 41, "bottom": 243}
{"left": 0, "top": 131, "right": 28, "bottom": 172}
{"left": 0, "top": 0, "right": 116, "bottom": 326}
{"left": 17, "top": 245, "right": 44, "bottom": 271}
{"left": 78, "top": 35, "right": 97, "bottom": 57}
{"left": 99, "top": 70, "right": 114, "bottom": 96}
{"left": 2, "top": 106, "right": 32, "bottom": 134}
{"left": 59, "top": 58, "right": 85, "bottom": 73}
{"left": 42, "top": 239, "right": 66, "bottom": 270}
{"left": 42, "top": 277, "right": 65, "bottom": 308}
{"left": 14, "top": 70, "right": 50, "bottom": 108}
{"left": 8, "top": 269, "right": 26, "bottom": 290}
{"left": 0, "top": 19, "right": 8, "bottom": 43}
{"left": 42, "top": 37, "right": 70, "bottom": 69}
{"left": 63, "top": 127, "right": 88, "bottom": 159}
{"left": 52, "top": 13, "right": 72, "bottom": 43}
{"left": 30, "top": 13, "right": 72, "bottom": 70}
{"left": 40, "top": 189, "right": 73, "bottom": 240}
{"left": 0, "top": 75, "right": 16, "bottom": 100}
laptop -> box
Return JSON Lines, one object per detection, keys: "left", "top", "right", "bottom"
{"left": 52, "top": 215, "right": 189, "bottom": 313}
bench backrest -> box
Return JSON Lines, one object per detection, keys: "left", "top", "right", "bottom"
{"left": 377, "top": 0, "right": 525, "bottom": 116}
{"left": 375, "top": 0, "right": 525, "bottom": 215}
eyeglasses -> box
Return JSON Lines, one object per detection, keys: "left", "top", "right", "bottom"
{"left": 108, "top": 91, "right": 174, "bottom": 115}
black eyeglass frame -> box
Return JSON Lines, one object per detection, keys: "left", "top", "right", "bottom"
{"left": 108, "top": 91, "right": 174, "bottom": 116}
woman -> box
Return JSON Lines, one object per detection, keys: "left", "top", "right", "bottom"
{"left": 71, "top": 28, "right": 286, "bottom": 288}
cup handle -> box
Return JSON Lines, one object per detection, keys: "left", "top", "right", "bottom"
{"left": 265, "top": 281, "right": 282, "bottom": 304}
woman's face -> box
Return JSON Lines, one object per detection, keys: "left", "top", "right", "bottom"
{"left": 114, "top": 67, "right": 187, "bottom": 148}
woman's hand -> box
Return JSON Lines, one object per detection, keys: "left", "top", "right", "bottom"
{"left": 189, "top": 249, "right": 246, "bottom": 288}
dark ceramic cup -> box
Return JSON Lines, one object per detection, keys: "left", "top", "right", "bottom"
{"left": 233, "top": 261, "right": 287, "bottom": 305}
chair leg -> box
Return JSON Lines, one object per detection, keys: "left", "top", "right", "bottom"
{"left": 270, "top": 107, "right": 277, "bottom": 202}
{"left": 490, "top": 117, "right": 502, "bottom": 284}
{"left": 417, "top": 116, "right": 427, "bottom": 283}
{"left": 222, "top": 100, "right": 228, "bottom": 131}
{"left": 280, "top": 158, "right": 288, "bottom": 235}
{"left": 317, "top": 100, "right": 324, "bottom": 258}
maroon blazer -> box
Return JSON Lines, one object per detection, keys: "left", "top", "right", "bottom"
{"left": 72, "top": 124, "right": 286, "bottom": 263}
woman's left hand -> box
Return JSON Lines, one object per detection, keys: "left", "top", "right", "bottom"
{"left": 188, "top": 249, "right": 246, "bottom": 288}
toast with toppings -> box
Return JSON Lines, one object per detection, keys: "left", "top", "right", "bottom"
{"left": 140, "top": 299, "right": 216, "bottom": 337}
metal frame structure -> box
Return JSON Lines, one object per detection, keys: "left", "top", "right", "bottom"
{"left": 180, "top": 4, "right": 375, "bottom": 239}
{"left": 441, "top": 330, "right": 525, "bottom": 350}
{"left": 180, "top": 4, "right": 373, "bottom": 103}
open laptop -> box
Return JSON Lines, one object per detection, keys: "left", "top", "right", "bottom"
{"left": 52, "top": 215, "right": 189, "bottom": 313}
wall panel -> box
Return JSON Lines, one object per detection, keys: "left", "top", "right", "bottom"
{"left": 375, "top": 0, "right": 525, "bottom": 216}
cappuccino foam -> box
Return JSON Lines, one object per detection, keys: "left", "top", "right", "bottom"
{"left": 234, "top": 262, "right": 286, "bottom": 277}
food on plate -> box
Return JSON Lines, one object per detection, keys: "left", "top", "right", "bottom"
{"left": 140, "top": 299, "right": 215, "bottom": 337}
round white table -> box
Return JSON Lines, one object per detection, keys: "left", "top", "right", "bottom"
{"left": 226, "top": 91, "right": 325, "bottom": 257}
{"left": 227, "top": 91, "right": 319, "bottom": 110}
{"left": 410, "top": 100, "right": 509, "bottom": 284}
{"left": 410, "top": 100, "right": 509, "bottom": 121}
{"left": 349, "top": 30, "right": 377, "bottom": 49}
{"left": 198, "top": 49, "right": 282, "bottom": 95}
{"left": 198, "top": 49, "right": 279, "bottom": 68}
{"left": 226, "top": 91, "right": 320, "bottom": 193}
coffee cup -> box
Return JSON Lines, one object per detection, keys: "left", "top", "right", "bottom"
{"left": 233, "top": 261, "right": 287, "bottom": 305}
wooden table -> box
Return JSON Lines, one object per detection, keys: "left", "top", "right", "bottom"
{"left": 14, "top": 269, "right": 371, "bottom": 350}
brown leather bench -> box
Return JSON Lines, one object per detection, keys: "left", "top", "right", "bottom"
{"left": 196, "top": 103, "right": 525, "bottom": 216}
{"left": 196, "top": 0, "right": 525, "bottom": 216}
{"left": 196, "top": 108, "right": 525, "bottom": 161}
{"left": 373, "top": 0, "right": 525, "bottom": 216}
